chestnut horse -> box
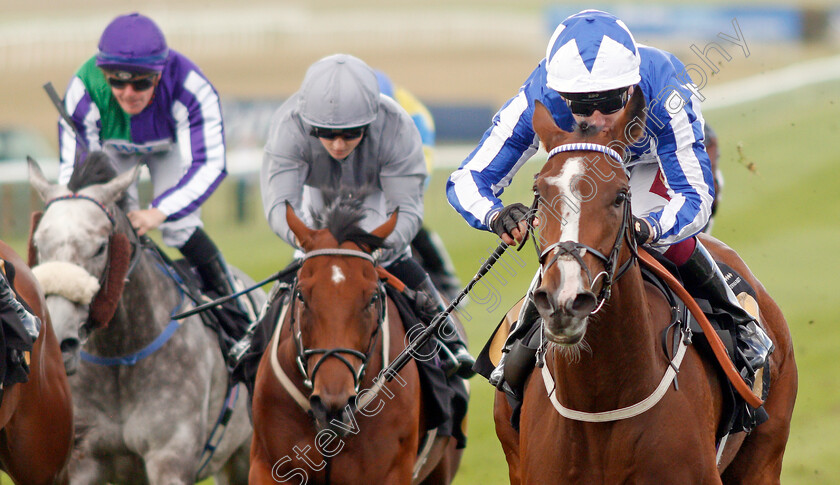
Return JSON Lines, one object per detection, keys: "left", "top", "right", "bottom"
{"left": 493, "top": 91, "right": 797, "bottom": 484}
{"left": 249, "top": 201, "right": 462, "bottom": 484}
{"left": 0, "top": 240, "right": 74, "bottom": 484}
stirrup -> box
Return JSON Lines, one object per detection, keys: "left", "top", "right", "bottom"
{"left": 438, "top": 342, "right": 476, "bottom": 379}
{"left": 227, "top": 318, "right": 261, "bottom": 366}
{"left": 489, "top": 354, "right": 506, "bottom": 387}
{"left": 737, "top": 321, "right": 774, "bottom": 376}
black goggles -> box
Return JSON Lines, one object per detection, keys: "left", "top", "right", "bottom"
{"left": 309, "top": 126, "right": 367, "bottom": 140}
{"left": 562, "top": 88, "right": 630, "bottom": 117}
{"left": 106, "top": 75, "right": 157, "bottom": 92}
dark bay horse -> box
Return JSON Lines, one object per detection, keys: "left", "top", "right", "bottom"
{"left": 494, "top": 91, "right": 797, "bottom": 484}
{"left": 27, "top": 155, "right": 255, "bottom": 484}
{"left": 0, "top": 240, "right": 74, "bottom": 484}
{"left": 250, "top": 201, "right": 462, "bottom": 484}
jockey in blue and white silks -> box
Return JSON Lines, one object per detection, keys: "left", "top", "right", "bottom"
{"left": 447, "top": 10, "right": 714, "bottom": 250}
{"left": 450, "top": 9, "right": 773, "bottom": 394}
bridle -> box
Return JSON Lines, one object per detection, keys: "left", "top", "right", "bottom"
{"left": 41, "top": 193, "right": 142, "bottom": 332}
{"left": 290, "top": 248, "right": 387, "bottom": 393}
{"left": 533, "top": 143, "right": 694, "bottom": 423}
{"left": 531, "top": 143, "right": 639, "bottom": 314}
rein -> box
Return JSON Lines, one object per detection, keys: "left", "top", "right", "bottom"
{"left": 40, "top": 193, "right": 189, "bottom": 366}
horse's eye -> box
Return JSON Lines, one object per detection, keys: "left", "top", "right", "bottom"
{"left": 296, "top": 291, "right": 305, "bottom": 304}
{"left": 368, "top": 294, "right": 379, "bottom": 308}
{"left": 94, "top": 242, "right": 108, "bottom": 257}
{"left": 613, "top": 192, "right": 628, "bottom": 207}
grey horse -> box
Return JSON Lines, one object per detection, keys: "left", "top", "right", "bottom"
{"left": 28, "top": 157, "right": 261, "bottom": 484}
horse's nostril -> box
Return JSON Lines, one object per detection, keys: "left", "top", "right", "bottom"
{"left": 567, "top": 291, "right": 597, "bottom": 317}
{"left": 60, "top": 338, "right": 80, "bottom": 354}
{"left": 533, "top": 289, "right": 553, "bottom": 315}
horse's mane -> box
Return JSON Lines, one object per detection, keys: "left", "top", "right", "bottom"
{"left": 67, "top": 151, "right": 130, "bottom": 212}
{"left": 315, "top": 187, "right": 388, "bottom": 251}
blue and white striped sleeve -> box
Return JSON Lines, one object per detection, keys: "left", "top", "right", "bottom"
{"left": 446, "top": 90, "right": 540, "bottom": 231}
{"left": 154, "top": 70, "right": 227, "bottom": 221}
{"left": 646, "top": 84, "right": 715, "bottom": 246}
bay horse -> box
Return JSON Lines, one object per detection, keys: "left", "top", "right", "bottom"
{"left": 0, "top": 240, "right": 74, "bottom": 484}
{"left": 27, "top": 154, "right": 258, "bottom": 484}
{"left": 249, "top": 200, "right": 463, "bottom": 484}
{"left": 493, "top": 91, "right": 797, "bottom": 484}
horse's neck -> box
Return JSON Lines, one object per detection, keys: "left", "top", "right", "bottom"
{"left": 88, "top": 252, "right": 180, "bottom": 352}
{"left": 552, "top": 265, "right": 665, "bottom": 407}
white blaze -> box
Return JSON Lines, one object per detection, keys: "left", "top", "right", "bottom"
{"left": 542, "top": 157, "right": 585, "bottom": 303}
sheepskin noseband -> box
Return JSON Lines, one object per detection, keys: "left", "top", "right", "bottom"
{"left": 32, "top": 262, "right": 100, "bottom": 305}
{"left": 31, "top": 233, "right": 131, "bottom": 329}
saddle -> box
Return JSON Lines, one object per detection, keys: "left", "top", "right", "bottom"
{"left": 0, "top": 260, "right": 35, "bottom": 401}
{"left": 476, "top": 249, "right": 771, "bottom": 439}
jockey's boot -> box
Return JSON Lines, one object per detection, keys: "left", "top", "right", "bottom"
{"left": 678, "top": 242, "right": 774, "bottom": 375}
{"left": 181, "top": 229, "right": 255, "bottom": 341}
{"left": 0, "top": 271, "right": 41, "bottom": 342}
{"left": 489, "top": 295, "right": 539, "bottom": 388}
{"left": 416, "top": 276, "right": 475, "bottom": 379}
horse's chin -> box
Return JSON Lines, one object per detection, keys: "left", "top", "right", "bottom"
{"left": 543, "top": 316, "right": 588, "bottom": 346}
{"left": 310, "top": 396, "right": 357, "bottom": 437}
{"left": 63, "top": 350, "right": 80, "bottom": 376}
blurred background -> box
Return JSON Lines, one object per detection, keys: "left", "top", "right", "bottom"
{"left": 1, "top": 1, "right": 839, "bottom": 483}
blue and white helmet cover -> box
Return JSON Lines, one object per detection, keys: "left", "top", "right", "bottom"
{"left": 546, "top": 10, "right": 641, "bottom": 93}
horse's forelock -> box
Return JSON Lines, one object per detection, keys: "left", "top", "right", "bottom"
{"left": 316, "top": 189, "right": 387, "bottom": 251}
{"left": 67, "top": 151, "right": 119, "bottom": 192}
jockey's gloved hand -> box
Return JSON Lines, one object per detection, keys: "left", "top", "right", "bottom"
{"left": 490, "top": 203, "right": 530, "bottom": 244}
{"left": 633, "top": 216, "right": 654, "bottom": 246}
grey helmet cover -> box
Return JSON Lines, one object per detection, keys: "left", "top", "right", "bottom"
{"left": 298, "top": 54, "right": 380, "bottom": 129}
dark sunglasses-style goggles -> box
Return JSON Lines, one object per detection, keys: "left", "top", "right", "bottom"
{"left": 561, "top": 87, "right": 630, "bottom": 117}
{"left": 106, "top": 74, "right": 158, "bottom": 92}
{"left": 309, "top": 126, "right": 367, "bottom": 140}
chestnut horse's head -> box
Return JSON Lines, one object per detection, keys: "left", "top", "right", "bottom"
{"left": 530, "top": 88, "right": 646, "bottom": 346}
{"left": 284, "top": 198, "right": 398, "bottom": 434}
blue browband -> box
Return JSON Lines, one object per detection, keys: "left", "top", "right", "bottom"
{"left": 547, "top": 143, "right": 624, "bottom": 167}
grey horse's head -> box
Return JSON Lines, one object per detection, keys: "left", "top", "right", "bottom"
{"left": 28, "top": 154, "right": 138, "bottom": 374}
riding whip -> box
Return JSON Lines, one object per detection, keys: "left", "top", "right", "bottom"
{"left": 377, "top": 241, "right": 509, "bottom": 383}
{"left": 172, "top": 261, "right": 302, "bottom": 320}
{"left": 43, "top": 82, "right": 89, "bottom": 151}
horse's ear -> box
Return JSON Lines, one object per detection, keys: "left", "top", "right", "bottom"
{"left": 28, "top": 156, "right": 65, "bottom": 202}
{"left": 90, "top": 165, "right": 141, "bottom": 206}
{"left": 285, "top": 201, "right": 314, "bottom": 249}
{"left": 370, "top": 208, "right": 399, "bottom": 240}
{"left": 614, "top": 87, "right": 647, "bottom": 149}
{"left": 532, "top": 100, "right": 569, "bottom": 153}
